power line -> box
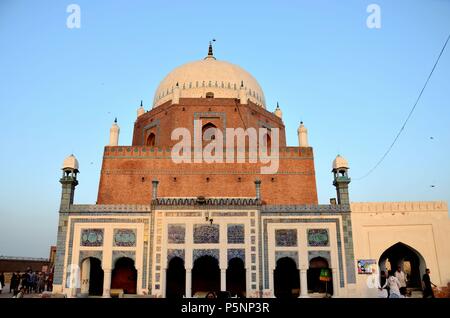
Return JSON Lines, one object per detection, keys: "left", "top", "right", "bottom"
{"left": 354, "top": 33, "right": 450, "bottom": 181}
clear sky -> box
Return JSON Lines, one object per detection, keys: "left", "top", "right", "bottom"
{"left": 0, "top": 0, "right": 449, "bottom": 258}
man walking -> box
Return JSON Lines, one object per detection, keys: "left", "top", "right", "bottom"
{"left": 395, "top": 266, "right": 408, "bottom": 296}
{"left": 422, "top": 268, "right": 437, "bottom": 298}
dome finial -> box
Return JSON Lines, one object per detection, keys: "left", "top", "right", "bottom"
{"left": 205, "top": 39, "right": 216, "bottom": 60}
{"left": 140, "top": 100, "right": 143, "bottom": 107}
{"left": 114, "top": 117, "right": 117, "bottom": 123}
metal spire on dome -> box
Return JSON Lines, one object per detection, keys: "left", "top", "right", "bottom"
{"left": 114, "top": 117, "right": 117, "bottom": 123}
{"left": 140, "top": 100, "right": 143, "bottom": 107}
{"left": 205, "top": 39, "right": 216, "bottom": 60}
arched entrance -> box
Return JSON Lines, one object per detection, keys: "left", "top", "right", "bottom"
{"left": 111, "top": 257, "right": 137, "bottom": 294}
{"left": 379, "top": 242, "right": 426, "bottom": 288}
{"left": 226, "top": 258, "right": 246, "bottom": 297}
{"left": 80, "top": 257, "right": 104, "bottom": 296}
{"left": 166, "top": 257, "right": 186, "bottom": 298}
{"left": 146, "top": 133, "right": 156, "bottom": 146}
{"left": 307, "top": 257, "right": 333, "bottom": 295}
{"left": 192, "top": 255, "right": 220, "bottom": 297}
{"left": 274, "top": 257, "right": 300, "bottom": 298}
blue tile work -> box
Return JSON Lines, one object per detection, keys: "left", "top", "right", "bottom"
{"left": 193, "top": 249, "right": 219, "bottom": 262}
{"left": 113, "top": 229, "right": 137, "bottom": 247}
{"left": 227, "top": 224, "right": 245, "bottom": 244}
{"left": 263, "top": 218, "right": 345, "bottom": 289}
{"left": 308, "top": 251, "right": 331, "bottom": 264}
{"left": 193, "top": 224, "right": 219, "bottom": 243}
{"left": 167, "top": 249, "right": 185, "bottom": 263}
{"left": 275, "top": 251, "right": 299, "bottom": 267}
{"left": 227, "top": 249, "right": 245, "bottom": 264}
{"left": 54, "top": 213, "right": 69, "bottom": 285}
{"left": 79, "top": 251, "right": 102, "bottom": 265}
{"left": 275, "top": 229, "right": 297, "bottom": 247}
{"left": 80, "top": 229, "right": 104, "bottom": 247}
{"left": 112, "top": 251, "right": 136, "bottom": 266}
{"left": 307, "top": 229, "right": 329, "bottom": 247}
{"left": 65, "top": 218, "right": 149, "bottom": 291}
{"left": 168, "top": 224, "right": 185, "bottom": 244}
{"left": 342, "top": 213, "right": 356, "bottom": 284}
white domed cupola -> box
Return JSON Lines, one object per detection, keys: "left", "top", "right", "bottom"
{"left": 62, "top": 154, "right": 79, "bottom": 172}
{"left": 152, "top": 43, "right": 266, "bottom": 108}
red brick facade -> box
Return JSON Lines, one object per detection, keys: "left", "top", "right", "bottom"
{"left": 97, "top": 98, "right": 318, "bottom": 205}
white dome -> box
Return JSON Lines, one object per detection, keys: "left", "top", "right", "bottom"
{"left": 62, "top": 154, "right": 79, "bottom": 171}
{"left": 332, "top": 155, "right": 349, "bottom": 170}
{"left": 153, "top": 55, "right": 266, "bottom": 108}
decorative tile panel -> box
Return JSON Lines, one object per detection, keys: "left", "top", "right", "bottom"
{"left": 275, "top": 229, "right": 297, "bottom": 247}
{"left": 112, "top": 251, "right": 135, "bottom": 266}
{"left": 193, "top": 249, "right": 219, "bottom": 262}
{"left": 168, "top": 224, "right": 185, "bottom": 244}
{"left": 307, "top": 229, "right": 329, "bottom": 247}
{"left": 80, "top": 229, "right": 103, "bottom": 247}
{"left": 193, "top": 224, "right": 219, "bottom": 243}
{"left": 275, "top": 251, "right": 299, "bottom": 267}
{"left": 227, "top": 249, "right": 245, "bottom": 264}
{"left": 167, "top": 249, "right": 185, "bottom": 263}
{"left": 79, "top": 251, "right": 102, "bottom": 264}
{"left": 308, "top": 251, "right": 331, "bottom": 264}
{"left": 227, "top": 224, "right": 245, "bottom": 244}
{"left": 113, "top": 229, "right": 136, "bottom": 247}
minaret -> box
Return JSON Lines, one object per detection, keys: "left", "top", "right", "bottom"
{"left": 109, "top": 118, "right": 120, "bottom": 146}
{"left": 59, "top": 154, "right": 79, "bottom": 211}
{"left": 332, "top": 155, "right": 351, "bottom": 205}
{"left": 173, "top": 82, "right": 180, "bottom": 104}
{"left": 274, "top": 102, "right": 282, "bottom": 119}
{"left": 297, "top": 121, "right": 309, "bottom": 147}
{"left": 239, "top": 81, "right": 247, "bottom": 105}
{"left": 137, "top": 100, "right": 145, "bottom": 118}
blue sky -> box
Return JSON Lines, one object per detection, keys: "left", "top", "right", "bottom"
{"left": 0, "top": 0, "right": 449, "bottom": 258}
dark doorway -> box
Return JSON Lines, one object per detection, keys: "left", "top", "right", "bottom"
{"left": 80, "top": 257, "right": 104, "bottom": 296}
{"left": 192, "top": 255, "right": 220, "bottom": 297}
{"left": 274, "top": 257, "right": 300, "bottom": 298}
{"left": 166, "top": 257, "right": 186, "bottom": 298}
{"left": 146, "top": 133, "right": 156, "bottom": 146}
{"left": 226, "top": 258, "right": 246, "bottom": 297}
{"left": 379, "top": 242, "right": 425, "bottom": 288}
{"left": 307, "top": 257, "right": 333, "bottom": 295}
{"left": 88, "top": 258, "right": 104, "bottom": 296}
{"left": 111, "top": 257, "right": 137, "bottom": 294}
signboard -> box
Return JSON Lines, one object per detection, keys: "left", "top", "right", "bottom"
{"left": 357, "top": 259, "right": 377, "bottom": 274}
{"left": 319, "top": 268, "right": 331, "bottom": 282}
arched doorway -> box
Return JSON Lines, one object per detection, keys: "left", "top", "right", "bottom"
{"left": 226, "top": 258, "right": 246, "bottom": 297}
{"left": 379, "top": 242, "right": 426, "bottom": 288}
{"left": 307, "top": 257, "right": 333, "bottom": 295}
{"left": 202, "top": 123, "right": 217, "bottom": 141}
{"left": 166, "top": 257, "right": 186, "bottom": 299}
{"left": 274, "top": 257, "right": 300, "bottom": 298}
{"left": 111, "top": 257, "right": 137, "bottom": 294}
{"left": 146, "top": 133, "right": 156, "bottom": 146}
{"left": 192, "top": 255, "right": 220, "bottom": 297}
{"left": 80, "top": 257, "right": 104, "bottom": 296}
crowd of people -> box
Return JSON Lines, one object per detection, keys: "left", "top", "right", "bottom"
{"left": 0, "top": 268, "right": 54, "bottom": 298}
{"left": 377, "top": 266, "right": 437, "bottom": 298}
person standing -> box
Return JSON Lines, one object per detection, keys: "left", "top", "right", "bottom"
{"left": 386, "top": 271, "right": 403, "bottom": 298}
{"left": 395, "top": 266, "right": 408, "bottom": 296}
{"left": 378, "top": 271, "right": 389, "bottom": 298}
{"left": 10, "top": 272, "right": 19, "bottom": 294}
{"left": 0, "top": 272, "right": 5, "bottom": 294}
{"left": 422, "top": 268, "right": 437, "bottom": 298}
